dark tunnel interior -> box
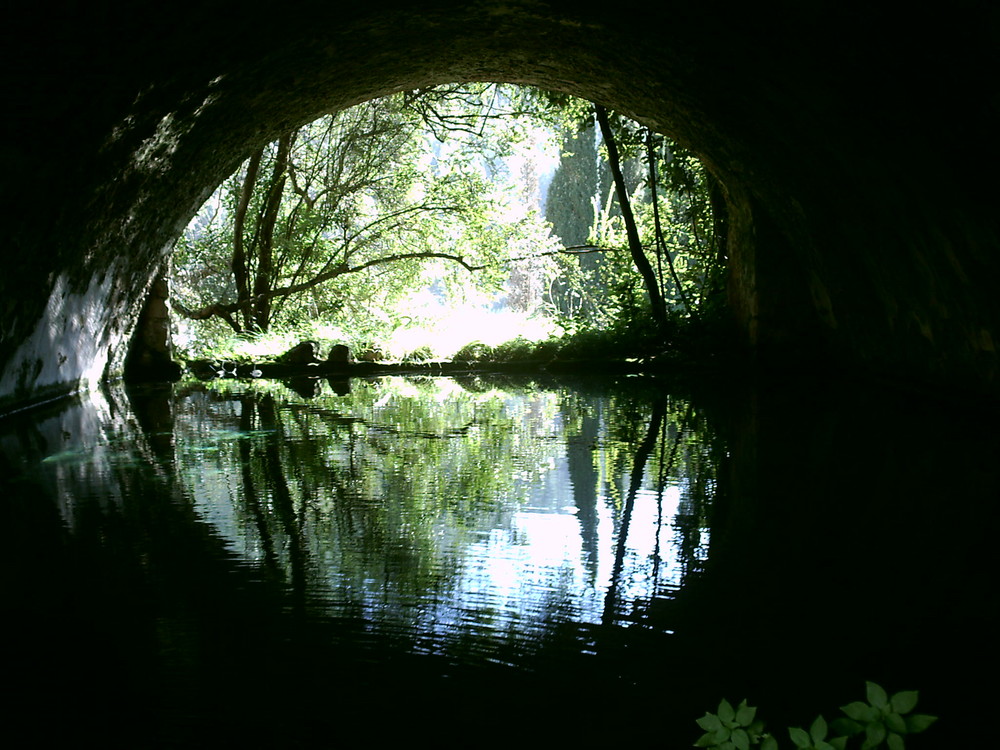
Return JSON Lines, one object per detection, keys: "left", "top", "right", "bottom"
{"left": 2, "top": 1, "right": 998, "bottom": 409}
{"left": 1, "top": 3, "right": 998, "bottom": 747}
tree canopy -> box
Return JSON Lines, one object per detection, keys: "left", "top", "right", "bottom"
{"left": 171, "top": 84, "right": 724, "bottom": 361}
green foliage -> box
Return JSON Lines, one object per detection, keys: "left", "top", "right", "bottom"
{"left": 543, "top": 110, "right": 723, "bottom": 339}
{"left": 167, "top": 376, "right": 718, "bottom": 654}
{"left": 694, "top": 684, "right": 936, "bottom": 750}
{"left": 400, "top": 344, "right": 434, "bottom": 363}
{"left": 787, "top": 716, "right": 847, "bottom": 750}
{"left": 448, "top": 324, "right": 662, "bottom": 365}
{"left": 832, "top": 682, "right": 938, "bottom": 750}
{"left": 552, "top": 321, "right": 658, "bottom": 361}
{"left": 175, "top": 318, "right": 352, "bottom": 363}
{"left": 173, "top": 83, "right": 727, "bottom": 362}
{"left": 453, "top": 341, "right": 495, "bottom": 363}
{"left": 177, "top": 323, "right": 311, "bottom": 363}
{"left": 173, "top": 86, "right": 561, "bottom": 351}
{"left": 695, "top": 699, "right": 771, "bottom": 750}
{"left": 490, "top": 336, "right": 538, "bottom": 361}
{"left": 452, "top": 336, "right": 546, "bottom": 364}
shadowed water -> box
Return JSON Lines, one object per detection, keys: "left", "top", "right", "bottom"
{"left": 0, "top": 373, "right": 995, "bottom": 747}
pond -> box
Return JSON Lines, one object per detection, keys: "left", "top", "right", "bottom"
{"left": 1, "top": 372, "right": 996, "bottom": 747}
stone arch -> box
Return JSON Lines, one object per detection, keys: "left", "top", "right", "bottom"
{"left": 2, "top": 2, "right": 997, "bottom": 410}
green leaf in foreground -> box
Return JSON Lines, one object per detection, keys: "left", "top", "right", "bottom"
{"left": 735, "top": 700, "right": 757, "bottom": 727}
{"left": 905, "top": 714, "right": 937, "bottom": 733}
{"left": 866, "top": 681, "right": 889, "bottom": 710}
{"left": 695, "top": 682, "right": 937, "bottom": 750}
{"left": 698, "top": 713, "right": 723, "bottom": 733}
{"left": 809, "top": 715, "right": 828, "bottom": 744}
{"left": 789, "top": 726, "right": 811, "bottom": 748}
{"left": 841, "top": 701, "right": 877, "bottom": 723}
{"left": 890, "top": 690, "right": 919, "bottom": 715}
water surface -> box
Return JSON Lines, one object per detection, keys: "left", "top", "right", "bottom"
{"left": 1, "top": 373, "right": 995, "bottom": 746}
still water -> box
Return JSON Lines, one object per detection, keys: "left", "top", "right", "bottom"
{"left": 1, "top": 373, "right": 996, "bottom": 746}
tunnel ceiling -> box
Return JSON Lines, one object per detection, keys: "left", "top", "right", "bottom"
{"left": 1, "top": 1, "right": 998, "bottom": 410}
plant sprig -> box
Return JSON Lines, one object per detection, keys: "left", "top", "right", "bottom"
{"left": 693, "top": 683, "right": 936, "bottom": 750}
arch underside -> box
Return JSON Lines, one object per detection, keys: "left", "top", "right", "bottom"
{"left": 2, "top": 1, "right": 997, "bottom": 410}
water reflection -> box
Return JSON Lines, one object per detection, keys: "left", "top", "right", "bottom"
{"left": 171, "top": 376, "right": 715, "bottom": 651}
{"left": 1, "top": 373, "right": 996, "bottom": 746}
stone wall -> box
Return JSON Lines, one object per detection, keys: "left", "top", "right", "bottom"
{"left": 124, "top": 273, "right": 182, "bottom": 383}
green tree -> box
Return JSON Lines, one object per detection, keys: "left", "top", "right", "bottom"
{"left": 543, "top": 104, "right": 723, "bottom": 336}
{"left": 595, "top": 104, "right": 668, "bottom": 331}
{"left": 172, "top": 90, "right": 552, "bottom": 342}
{"left": 173, "top": 85, "right": 723, "bottom": 355}
{"left": 545, "top": 122, "right": 613, "bottom": 321}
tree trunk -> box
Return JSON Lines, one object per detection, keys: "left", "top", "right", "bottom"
{"left": 602, "top": 399, "right": 665, "bottom": 624}
{"left": 251, "top": 132, "right": 293, "bottom": 332}
{"left": 595, "top": 105, "right": 667, "bottom": 331}
{"left": 646, "top": 129, "right": 692, "bottom": 317}
{"left": 232, "top": 148, "right": 263, "bottom": 332}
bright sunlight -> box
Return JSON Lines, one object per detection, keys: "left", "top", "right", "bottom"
{"left": 170, "top": 83, "right": 719, "bottom": 366}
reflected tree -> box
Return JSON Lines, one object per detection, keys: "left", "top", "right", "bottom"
{"left": 171, "top": 376, "right": 722, "bottom": 650}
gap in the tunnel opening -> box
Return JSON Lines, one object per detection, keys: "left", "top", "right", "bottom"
{"left": 157, "top": 82, "right": 724, "bottom": 377}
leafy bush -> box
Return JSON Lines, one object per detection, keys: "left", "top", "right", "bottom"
{"left": 401, "top": 345, "right": 434, "bottom": 363}
{"left": 550, "top": 318, "right": 661, "bottom": 361}
{"left": 529, "top": 337, "right": 562, "bottom": 361}
{"left": 491, "top": 337, "right": 538, "bottom": 361}
{"left": 694, "top": 683, "right": 936, "bottom": 750}
{"left": 453, "top": 342, "right": 495, "bottom": 363}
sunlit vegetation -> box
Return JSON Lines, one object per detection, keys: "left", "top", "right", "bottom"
{"left": 171, "top": 84, "right": 725, "bottom": 366}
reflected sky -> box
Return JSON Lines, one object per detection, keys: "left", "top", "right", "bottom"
{"left": 169, "top": 376, "right": 713, "bottom": 655}
{"left": 3, "top": 373, "right": 996, "bottom": 746}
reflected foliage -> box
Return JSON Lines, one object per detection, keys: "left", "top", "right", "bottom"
{"left": 171, "top": 376, "right": 719, "bottom": 646}
{"left": 3, "top": 374, "right": 998, "bottom": 746}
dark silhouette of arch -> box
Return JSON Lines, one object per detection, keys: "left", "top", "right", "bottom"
{"left": 1, "top": 2, "right": 997, "bottom": 410}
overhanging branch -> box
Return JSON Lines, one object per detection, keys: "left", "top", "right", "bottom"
{"left": 174, "top": 250, "right": 480, "bottom": 324}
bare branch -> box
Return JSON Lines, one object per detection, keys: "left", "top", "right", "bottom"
{"left": 171, "top": 298, "right": 242, "bottom": 333}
